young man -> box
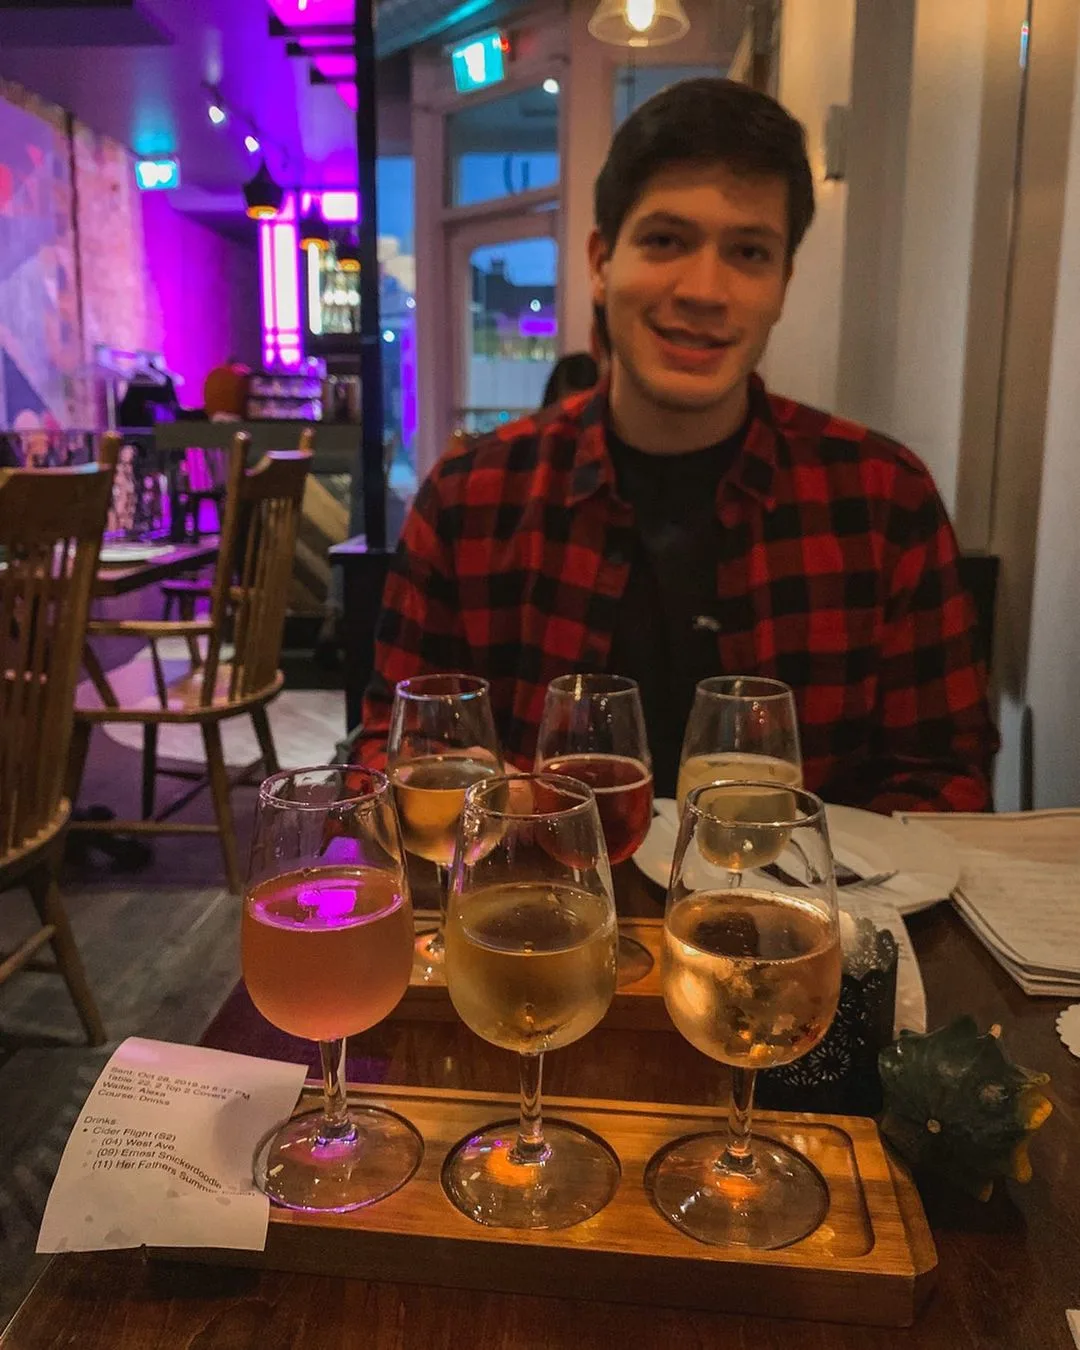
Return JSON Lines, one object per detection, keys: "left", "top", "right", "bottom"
{"left": 354, "top": 78, "right": 998, "bottom": 812}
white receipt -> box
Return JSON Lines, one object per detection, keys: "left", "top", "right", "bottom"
{"left": 37, "top": 1037, "right": 306, "bottom": 1254}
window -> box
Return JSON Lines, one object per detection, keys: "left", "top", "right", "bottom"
{"left": 446, "top": 85, "right": 560, "bottom": 208}
{"left": 460, "top": 235, "right": 558, "bottom": 433}
{"left": 612, "top": 64, "right": 721, "bottom": 126}
{"left": 376, "top": 156, "right": 417, "bottom": 478}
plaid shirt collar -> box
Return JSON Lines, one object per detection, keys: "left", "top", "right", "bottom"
{"left": 565, "top": 372, "right": 783, "bottom": 510}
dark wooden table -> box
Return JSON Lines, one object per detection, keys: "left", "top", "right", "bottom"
{"left": 92, "top": 539, "right": 219, "bottom": 598}
{"left": 4, "top": 869, "right": 1078, "bottom": 1350}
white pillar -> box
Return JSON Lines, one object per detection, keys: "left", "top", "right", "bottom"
{"left": 1003, "top": 0, "right": 1080, "bottom": 807}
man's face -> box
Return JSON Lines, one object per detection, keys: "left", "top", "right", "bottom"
{"left": 589, "top": 162, "right": 791, "bottom": 416}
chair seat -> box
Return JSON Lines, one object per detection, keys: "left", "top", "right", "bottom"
{"left": 0, "top": 800, "right": 71, "bottom": 884}
{"left": 76, "top": 664, "right": 284, "bottom": 724}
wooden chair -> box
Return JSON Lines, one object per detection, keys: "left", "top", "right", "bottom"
{"left": 0, "top": 451, "right": 117, "bottom": 1046}
{"left": 71, "top": 433, "right": 313, "bottom": 894}
{"left": 160, "top": 427, "right": 317, "bottom": 653}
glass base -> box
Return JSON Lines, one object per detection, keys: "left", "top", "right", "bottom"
{"left": 443, "top": 1117, "right": 620, "bottom": 1230}
{"left": 254, "top": 1105, "right": 423, "bottom": 1213}
{"left": 616, "top": 933, "right": 654, "bottom": 987}
{"left": 645, "top": 1130, "right": 829, "bottom": 1249}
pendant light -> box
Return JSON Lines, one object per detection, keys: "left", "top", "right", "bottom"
{"left": 588, "top": 0, "right": 690, "bottom": 48}
{"left": 299, "top": 201, "right": 331, "bottom": 251}
{"left": 242, "top": 159, "right": 284, "bottom": 220}
{"left": 336, "top": 237, "right": 361, "bottom": 273}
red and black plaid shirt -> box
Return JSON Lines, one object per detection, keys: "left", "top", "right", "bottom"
{"left": 356, "top": 376, "right": 998, "bottom": 813}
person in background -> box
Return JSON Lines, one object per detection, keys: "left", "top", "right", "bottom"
{"left": 542, "top": 352, "right": 600, "bottom": 408}
{"left": 352, "top": 78, "right": 998, "bottom": 813}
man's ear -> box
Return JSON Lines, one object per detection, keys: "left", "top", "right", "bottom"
{"left": 781, "top": 256, "right": 794, "bottom": 305}
{"left": 587, "top": 229, "right": 609, "bottom": 308}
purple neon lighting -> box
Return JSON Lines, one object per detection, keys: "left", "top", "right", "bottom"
{"left": 312, "top": 54, "right": 354, "bottom": 78}
{"left": 267, "top": 0, "right": 351, "bottom": 22}
{"left": 265, "top": 0, "right": 356, "bottom": 107}
{"left": 519, "top": 315, "right": 558, "bottom": 338}
{"left": 319, "top": 190, "right": 359, "bottom": 222}
{"left": 260, "top": 221, "right": 276, "bottom": 331}
{"left": 400, "top": 319, "right": 418, "bottom": 448}
{"left": 256, "top": 188, "right": 365, "bottom": 367}
{"left": 258, "top": 192, "right": 303, "bottom": 367}
{"left": 273, "top": 224, "right": 300, "bottom": 330}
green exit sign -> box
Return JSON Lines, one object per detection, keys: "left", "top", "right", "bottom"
{"left": 135, "top": 158, "right": 180, "bottom": 191}
{"left": 450, "top": 29, "right": 508, "bottom": 94}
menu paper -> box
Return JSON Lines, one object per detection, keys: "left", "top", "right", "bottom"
{"left": 897, "top": 809, "right": 1080, "bottom": 996}
{"left": 37, "top": 1037, "right": 307, "bottom": 1253}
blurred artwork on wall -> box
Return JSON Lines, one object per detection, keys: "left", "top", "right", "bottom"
{"left": 0, "top": 83, "right": 80, "bottom": 429}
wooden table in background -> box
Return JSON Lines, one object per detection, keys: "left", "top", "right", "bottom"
{"left": 3, "top": 869, "right": 1077, "bottom": 1350}
{"left": 92, "top": 539, "right": 219, "bottom": 599}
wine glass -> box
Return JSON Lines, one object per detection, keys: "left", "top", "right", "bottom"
{"left": 386, "top": 674, "right": 502, "bottom": 967}
{"left": 676, "top": 676, "right": 802, "bottom": 811}
{"left": 535, "top": 673, "right": 655, "bottom": 984}
{"left": 442, "top": 773, "right": 619, "bottom": 1230}
{"left": 647, "top": 781, "right": 841, "bottom": 1249}
{"left": 243, "top": 766, "right": 421, "bottom": 1212}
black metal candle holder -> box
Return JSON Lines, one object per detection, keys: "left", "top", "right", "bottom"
{"left": 756, "top": 917, "right": 899, "bottom": 1117}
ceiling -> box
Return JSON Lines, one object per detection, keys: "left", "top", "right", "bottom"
{"left": 0, "top": 1, "right": 749, "bottom": 233}
{"left": 0, "top": 0, "right": 521, "bottom": 227}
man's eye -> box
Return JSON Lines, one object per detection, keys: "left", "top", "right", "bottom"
{"left": 736, "top": 244, "right": 772, "bottom": 264}
{"left": 639, "top": 232, "right": 683, "bottom": 253}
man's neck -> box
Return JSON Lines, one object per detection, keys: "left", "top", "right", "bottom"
{"left": 607, "top": 365, "right": 750, "bottom": 454}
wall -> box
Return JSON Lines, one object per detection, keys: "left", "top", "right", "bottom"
{"left": 835, "top": 0, "right": 914, "bottom": 435}
{"left": 770, "top": 0, "right": 1024, "bottom": 536}
{"left": 140, "top": 194, "right": 260, "bottom": 406}
{"left": 0, "top": 81, "right": 80, "bottom": 428}
{"left": 992, "top": 0, "right": 1080, "bottom": 808}
{"left": 1026, "top": 18, "right": 1080, "bottom": 806}
{"left": 74, "top": 123, "right": 157, "bottom": 371}
{"left": 0, "top": 77, "right": 259, "bottom": 426}
{"left": 761, "top": 0, "right": 854, "bottom": 412}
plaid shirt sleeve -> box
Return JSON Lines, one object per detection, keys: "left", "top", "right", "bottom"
{"left": 821, "top": 456, "right": 998, "bottom": 814}
{"left": 352, "top": 464, "right": 469, "bottom": 769}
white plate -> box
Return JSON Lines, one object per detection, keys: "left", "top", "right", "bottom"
{"left": 633, "top": 799, "right": 960, "bottom": 916}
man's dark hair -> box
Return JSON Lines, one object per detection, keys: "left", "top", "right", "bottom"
{"left": 593, "top": 78, "right": 815, "bottom": 260}
{"left": 542, "top": 352, "right": 600, "bottom": 407}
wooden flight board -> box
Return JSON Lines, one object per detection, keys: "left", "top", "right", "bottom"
{"left": 169, "top": 1083, "right": 936, "bottom": 1327}
{"left": 400, "top": 911, "right": 672, "bottom": 1031}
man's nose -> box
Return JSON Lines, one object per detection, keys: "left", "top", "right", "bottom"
{"left": 670, "top": 249, "right": 729, "bottom": 309}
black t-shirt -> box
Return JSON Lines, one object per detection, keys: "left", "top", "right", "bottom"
{"left": 606, "top": 423, "right": 746, "bottom": 797}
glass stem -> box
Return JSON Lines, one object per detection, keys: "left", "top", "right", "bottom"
{"left": 426, "top": 863, "right": 449, "bottom": 957}
{"left": 721, "top": 1067, "right": 757, "bottom": 1173}
{"left": 317, "top": 1039, "right": 355, "bottom": 1145}
{"left": 435, "top": 863, "right": 450, "bottom": 925}
{"left": 510, "top": 1052, "right": 550, "bottom": 1166}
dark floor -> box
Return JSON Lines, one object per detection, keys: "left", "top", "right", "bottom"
{"left": 0, "top": 589, "right": 349, "bottom": 1328}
